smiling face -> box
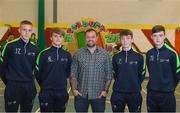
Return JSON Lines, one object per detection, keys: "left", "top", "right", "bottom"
{"left": 151, "top": 31, "right": 165, "bottom": 48}
{"left": 85, "top": 30, "right": 98, "bottom": 48}
{"left": 121, "top": 35, "right": 133, "bottom": 49}
{"left": 51, "top": 32, "right": 64, "bottom": 47}
{"left": 50, "top": 28, "right": 65, "bottom": 47}
{"left": 120, "top": 29, "right": 133, "bottom": 51}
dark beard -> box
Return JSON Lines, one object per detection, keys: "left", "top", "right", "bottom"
{"left": 87, "top": 43, "right": 96, "bottom": 48}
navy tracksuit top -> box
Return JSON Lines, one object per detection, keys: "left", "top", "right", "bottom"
{"left": 112, "top": 49, "right": 146, "bottom": 93}
{"left": 0, "top": 38, "right": 38, "bottom": 83}
{"left": 146, "top": 43, "right": 180, "bottom": 92}
{"left": 35, "top": 46, "right": 72, "bottom": 90}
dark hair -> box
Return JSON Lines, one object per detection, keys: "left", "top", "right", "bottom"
{"left": 20, "top": 20, "right": 33, "bottom": 26}
{"left": 51, "top": 27, "right": 65, "bottom": 37}
{"left": 85, "top": 28, "right": 98, "bottom": 36}
{"left": 120, "top": 29, "right": 133, "bottom": 38}
{"left": 152, "top": 25, "right": 165, "bottom": 34}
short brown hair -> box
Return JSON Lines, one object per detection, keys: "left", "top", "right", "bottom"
{"left": 152, "top": 25, "right": 165, "bottom": 34}
{"left": 85, "top": 28, "right": 98, "bottom": 36}
{"left": 20, "top": 20, "right": 33, "bottom": 26}
{"left": 120, "top": 29, "right": 133, "bottom": 38}
{"left": 51, "top": 27, "right": 65, "bottom": 37}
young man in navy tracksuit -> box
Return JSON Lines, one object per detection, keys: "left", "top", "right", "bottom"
{"left": 146, "top": 25, "right": 180, "bottom": 112}
{"left": 111, "top": 29, "right": 146, "bottom": 113}
{"left": 0, "top": 20, "right": 38, "bottom": 112}
{"left": 35, "top": 28, "right": 72, "bottom": 112}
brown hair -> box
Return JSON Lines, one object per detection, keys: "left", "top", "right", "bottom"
{"left": 51, "top": 27, "right": 65, "bottom": 37}
{"left": 85, "top": 28, "right": 98, "bottom": 36}
{"left": 20, "top": 20, "right": 33, "bottom": 26}
{"left": 152, "top": 25, "right": 165, "bottom": 34}
{"left": 120, "top": 29, "right": 133, "bottom": 38}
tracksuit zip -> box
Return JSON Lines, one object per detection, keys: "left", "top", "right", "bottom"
{"left": 125, "top": 51, "right": 128, "bottom": 63}
{"left": 24, "top": 43, "right": 27, "bottom": 54}
{"left": 156, "top": 49, "right": 159, "bottom": 61}
{"left": 57, "top": 48, "right": 59, "bottom": 61}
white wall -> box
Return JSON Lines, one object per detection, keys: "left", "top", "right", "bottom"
{"left": 45, "top": 0, "right": 54, "bottom": 23}
{"left": 0, "top": 0, "right": 37, "bottom": 23}
{"left": 0, "top": 0, "right": 180, "bottom": 24}
{"left": 58, "top": 0, "right": 180, "bottom": 24}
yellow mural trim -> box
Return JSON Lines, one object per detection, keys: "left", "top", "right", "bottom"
{"left": 0, "top": 22, "right": 38, "bottom": 27}
{"left": 0, "top": 21, "right": 180, "bottom": 29}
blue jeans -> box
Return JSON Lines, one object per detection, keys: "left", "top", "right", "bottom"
{"left": 74, "top": 95, "right": 106, "bottom": 113}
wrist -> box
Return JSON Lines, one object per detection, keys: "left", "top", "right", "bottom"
{"left": 103, "top": 90, "right": 109, "bottom": 94}
{"left": 72, "top": 89, "right": 77, "bottom": 92}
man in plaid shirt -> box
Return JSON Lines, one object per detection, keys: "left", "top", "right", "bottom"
{"left": 70, "top": 28, "right": 113, "bottom": 112}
